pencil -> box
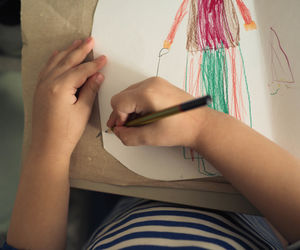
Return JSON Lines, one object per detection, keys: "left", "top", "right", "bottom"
{"left": 105, "top": 95, "right": 211, "bottom": 133}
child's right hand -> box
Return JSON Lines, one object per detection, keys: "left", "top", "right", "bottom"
{"left": 108, "top": 77, "right": 300, "bottom": 245}
{"left": 107, "top": 77, "right": 212, "bottom": 148}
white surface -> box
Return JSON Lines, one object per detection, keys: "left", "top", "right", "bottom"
{"left": 92, "top": 0, "right": 300, "bottom": 180}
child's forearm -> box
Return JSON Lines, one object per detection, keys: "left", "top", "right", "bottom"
{"left": 7, "top": 149, "right": 70, "bottom": 250}
{"left": 196, "top": 109, "right": 300, "bottom": 243}
{"left": 106, "top": 76, "right": 300, "bottom": 243}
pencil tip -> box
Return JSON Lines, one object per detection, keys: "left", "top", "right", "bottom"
{"left": 207, "top": 95, "right": 212, "bottom": 105}
{"left": 105, "top": 128, "right": 113, "bottom": 134}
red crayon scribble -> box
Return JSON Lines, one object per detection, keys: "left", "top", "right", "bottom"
{"left": 185, "top": 0, "right": 240, "bottom": 52}
{"left": 235, "top": 0, "right": 256, "bottom": 30}
{"left": 194, "top": 54, "right": 202, "bottom": 96}
{"left": 270, "top": 27, "right": 295, "bottom": 84}
{"left": 227, "top": 46, "right": 248, "bottom": 121}
{"left": 230, "top": 48, "right": 239, "bottom": 120}
{"left": 164, "top": 0, "right": 189, "bottom": 49}
{"left": 189, "top": 56, "right": 194, "bottom": 92}
{"left": 198, "top": 0, "right": 230, "bottom": 49}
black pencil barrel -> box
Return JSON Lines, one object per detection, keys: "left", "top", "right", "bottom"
{"left": 180, "top": 95, "right": 211, "bottom": 111}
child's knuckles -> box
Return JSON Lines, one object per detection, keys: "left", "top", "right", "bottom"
{"left": 111, "top": 94, "right": 120, "bottom": 108}
{"left": 142, "top": 86, "right": 155, "bottom": 99}
{"left": 59, "top": 56, "right": 77, "bottom": 68}
{"left": 69, "top": 66, "right": 88, "bottom": 81}
{"left": 77, "top": 62, "right": 99, "bottom": 76}
{"left": 76, "top": 43, "right": 91, "bottom": 57}
{"left": 48, "top": 82, "right": 62, "bottom": 96}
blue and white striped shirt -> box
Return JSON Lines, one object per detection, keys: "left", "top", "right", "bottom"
{"left": 3, "top": 198, "right": 293, "bottom": 249}
{"left": 84, "top": 198, "right": 284, "bottom": 249}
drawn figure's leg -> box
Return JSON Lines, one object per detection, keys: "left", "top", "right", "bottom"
{"left": 237, "top": 44, "right": 252, "bottom": 127}
{"left": 225, "top": 45, "right": 252, "bottom": 126}
{"left": 201, "top": 47, "right": 229, "bottom": 114}
{"left": 181, "top": 51, "right": 218, "bottom": 176}
{"left": 182, "top": 145, "right": 216, "bottom": 176}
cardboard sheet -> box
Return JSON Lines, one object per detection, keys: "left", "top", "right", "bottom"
{"left": 21, "top": 0, "right": 261, "bottom": 214}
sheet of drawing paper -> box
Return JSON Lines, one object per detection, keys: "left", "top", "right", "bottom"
{"left": 92, "top": 0, "right": 300, "bottom": 180}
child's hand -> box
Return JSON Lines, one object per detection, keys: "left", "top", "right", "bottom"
{"left": 31, "top": 37, "right": 106, "bottom": 157}
{"left": 107, "top": 77, "right": 210, "bottom": 148}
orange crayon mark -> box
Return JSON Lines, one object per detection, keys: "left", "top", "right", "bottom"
{"left": 235, "top": 0, "right": 256, "bottom": 31}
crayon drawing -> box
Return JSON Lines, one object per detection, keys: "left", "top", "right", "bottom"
{"left": 269, "top": 27, "right": 295, "bottom": 96}
{"left": 156, "top": 0, "right": 256, "bottom": 175}
{"left": 92, "top": 0, "right": 300, "bottom": 180}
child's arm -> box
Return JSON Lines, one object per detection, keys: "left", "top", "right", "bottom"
{"left": 108, "top": 77, "right": 300, "bottom": 244}
{"left": 7, "top": 38, "right": 106, "bottom": 249}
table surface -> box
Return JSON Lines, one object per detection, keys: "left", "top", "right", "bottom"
{"left": 21, "top": 0, "right": 258, "bottom": 215}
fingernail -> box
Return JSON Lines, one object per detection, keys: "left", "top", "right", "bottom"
{"left": 85, "top": 37, "right": 93, "bottom": 44}
{"left": 97, "top": 55, "right": 106, "bottom": 61}
{"left": 95, "top": 73, "right": 104, "bottom": 83}
{"left": 72, "top": 39, "right": 81, "bottom": 46}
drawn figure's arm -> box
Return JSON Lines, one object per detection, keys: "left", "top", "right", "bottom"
{"left": 163, "top": 0, "right": 189, "bottom": 50}
{"left": 235, "top": 0, "right": 257, "bottom": 30}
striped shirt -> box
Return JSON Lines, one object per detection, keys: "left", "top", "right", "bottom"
{"left": 4, "top": 198, "right": 298, "bottom": 249}
{"left": 84, "top": 198, "right": 284, "bottom": 249}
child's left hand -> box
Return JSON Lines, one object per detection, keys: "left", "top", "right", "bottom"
{"left": 30, "top": 37, "right": 106, "bottom": 157}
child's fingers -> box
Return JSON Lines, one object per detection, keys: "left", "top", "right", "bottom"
{"left": 51, "top": 37, "right": 95, "bottom": 79}
{"left": 110, "top": 90, "right": 140, "bottom": 115}
{"left": 113, "top": 126, "right": 142, "bottom": 146}
{"left": 107, "top": 111, "right": 117, "bottom": 128}
{"left": 38, "top": 50, "right": 59, "bottom": 81}
{"left": 76, "top": 72, "right": 104, "bottom": 117}
{"left": 113, "top": 125, "right": 155, "bottom": 146}
{"left": 109, "top": 87, "right": 155, "bottom": 128}
{"left": 58, "top": 55, "right": 106, "bottom": 90}
{"left": 107, "top": 110, "right": 128, "bottom": 128}
{"left": 39, "top": 40, "right": 83, "bottom": 81}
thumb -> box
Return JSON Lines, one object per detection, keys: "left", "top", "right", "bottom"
{"left": 76, "top": 72, "right": 103, "bottom": 113}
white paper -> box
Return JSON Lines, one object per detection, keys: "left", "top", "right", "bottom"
{"left": 92, "top": 0, "right": 300, "bottom": 181}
